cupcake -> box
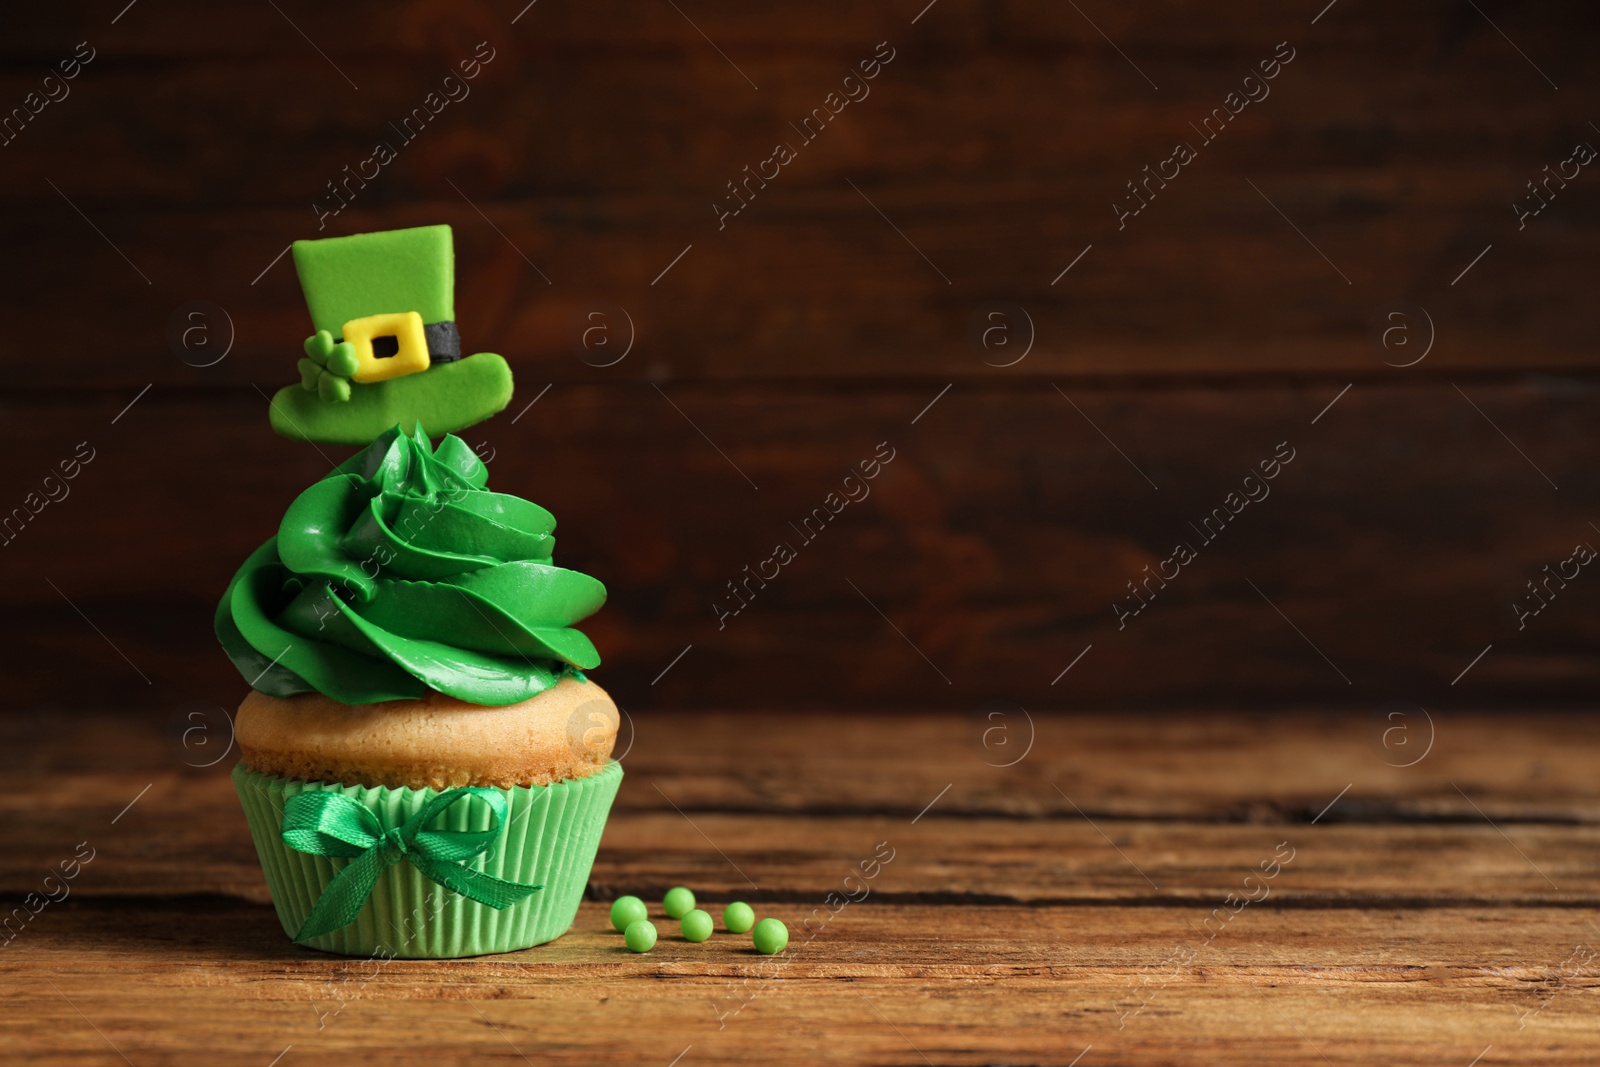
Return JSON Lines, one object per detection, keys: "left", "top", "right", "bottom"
{"left": 217, "top": 226, "right": 621, "bottom": 958}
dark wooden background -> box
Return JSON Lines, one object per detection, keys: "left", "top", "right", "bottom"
{"left": 1, "top": 0, "right": 1596, "bottom": 714}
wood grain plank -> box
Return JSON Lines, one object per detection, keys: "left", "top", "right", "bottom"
{"left": 0, "top": 2, "right": 1595, "bottom": 383}
{"left": 5, "top": 710, "right": 1597, "bottom": 823}
{"left": 0, "top": 0, "right": 1593, "bottom": 58}
{"left": 1, "top": 383, "right": 1597, "bottom": 709}
{"left": 4, "top": 771, "right": 1595, "bottom": 904}
{"left": 1, "top": 901, "right": 1593, "bottom": 1066}
{"left": 1, "top": 188, "right": 1593, "bottom": 386}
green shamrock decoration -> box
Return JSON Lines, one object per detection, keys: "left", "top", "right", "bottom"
{"left": 299, "top": 329, "right": 360, "bottom": 402}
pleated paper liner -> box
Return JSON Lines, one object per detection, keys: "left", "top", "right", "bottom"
{"left": 233, "top": 760, "right": 622, "bottom": 958}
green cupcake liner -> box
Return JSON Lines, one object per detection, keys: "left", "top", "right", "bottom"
{"left": 233, "top": 760, "right": 622, "bottom": 958}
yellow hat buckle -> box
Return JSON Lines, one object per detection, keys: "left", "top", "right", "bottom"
{"left": 341, "top": 311, "right": 430, "bottom": 383}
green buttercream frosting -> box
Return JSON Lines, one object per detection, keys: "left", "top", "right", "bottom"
{"left": 215, "top": 426, "right": 605, "bottom": 706}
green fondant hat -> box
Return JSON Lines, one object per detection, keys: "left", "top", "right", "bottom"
{"left": 269, "top": 224, "right": 514, "bottom": 447}
{"left": 292, "top": 224, "right": 455, "bottom": 333}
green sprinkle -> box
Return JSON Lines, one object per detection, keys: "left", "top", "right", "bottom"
{"left": 624, "top": 919, "right": 657, "bottom": 953}
{"left": 663, "top": 886, "right": 696, "bottom": 920}
{"left": 681, "top": 909, "right": 714, "bottom": 943}
{"left": 752, "top": 917, "right": 789, "bottom": 955}
{"left": 610, "top": 895, "right": 648, "bottom": 933}
{"left": 723, "top": 901, "right": 756, "bottom": 934}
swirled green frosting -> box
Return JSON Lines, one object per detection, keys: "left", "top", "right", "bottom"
{"left": 215, "top": 426, "right": 605, "bottom": 706}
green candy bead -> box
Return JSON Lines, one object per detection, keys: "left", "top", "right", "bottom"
{"left": 610, "top": 895, "right": 648, "bottom": 933}
{"left": 624, "top": 919, "right": 657, "bottom": 953}
{"left": 663, "top": 886, "right": 696, "bottom": 920}
{"left": 723, "top": 902, "right": 755, "bottom": 934}
{"left": 681, "top": 909, "right": 714, "bottom": 943}
{"left": 752, "top": 917, "right": 788, "bottom": 955}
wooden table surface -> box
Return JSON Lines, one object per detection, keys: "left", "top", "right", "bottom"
{"left": 3, "top": 706, "right": 1597, "bottom": 1065}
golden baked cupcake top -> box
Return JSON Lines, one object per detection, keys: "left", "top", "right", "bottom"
{"left": 237, "top": 677, "right": 619, "bottom": 790}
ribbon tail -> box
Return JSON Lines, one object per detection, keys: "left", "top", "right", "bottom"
{"left": 412, "top": 855, "right": 543, "bottom": 911}
{"left": 293, "top": 848, "right": 392, "bottom": 942}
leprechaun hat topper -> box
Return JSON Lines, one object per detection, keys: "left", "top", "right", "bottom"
{"left": 268, "top": 225, "right": 513, "bottom": 445}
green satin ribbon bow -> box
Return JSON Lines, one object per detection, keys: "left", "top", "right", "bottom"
{"left": 280, "top": 787, "right": 542, "bottom": 943}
